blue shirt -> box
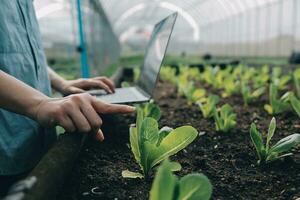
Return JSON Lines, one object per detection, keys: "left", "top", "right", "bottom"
{"left": 0, "top": 0, "right": 56, "bottom": 175}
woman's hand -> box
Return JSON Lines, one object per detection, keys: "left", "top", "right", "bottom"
{"left": 60, "top": 77, "right": 115, "bottom": 95}
{"left": 33, "top": 93, "right": 135, "bottom": 141}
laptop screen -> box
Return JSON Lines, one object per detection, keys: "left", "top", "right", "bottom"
{"left": 137, "top": 12, "right": 177, "bottom": 95}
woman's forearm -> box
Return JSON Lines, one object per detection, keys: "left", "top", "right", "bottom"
{"left": 47, "top": 67, "right": 67, "bottom": 93}
{"left": 0, "top": 70, "right": 49, "bottom": 119}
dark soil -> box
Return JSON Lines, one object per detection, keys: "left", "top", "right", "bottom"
{"left": 57, "top": 81, "right": 300, "bottom": 200}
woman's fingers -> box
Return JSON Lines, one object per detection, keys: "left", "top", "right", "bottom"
{"left": 58, "top": 114, "right": 76, "bottom": 133}
{"left": 90, "top": 79, "right": 112, "bottom": 94}
{"left": 67, "top": 87, "right": 85, "bottom": 94}
{"left": 81, "top": 102, "right": 103, "bottom": 131}
{"left": 66, "top": 103, "right": 91, "bottom": 133}
{"left": 94, "top": 77, "right": 115, "bottom": 92}
{"left": 92, "top": 100, "right": 136, "bottom": 114}
{"left": 94, "top": 129, "right": 104, "bottom": 142}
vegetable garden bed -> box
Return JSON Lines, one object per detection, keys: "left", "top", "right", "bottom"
{"left": 57, "top": 65, "right": 300, "bottom": 200}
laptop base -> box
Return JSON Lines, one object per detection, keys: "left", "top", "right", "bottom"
{"left": 89, "top": 87, "right": 150, "bottom": 104}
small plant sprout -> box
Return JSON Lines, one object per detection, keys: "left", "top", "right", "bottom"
{"left": 177, "top": 75, "right": 206, "bottom": 105}
{"left": 179, "top": 66, "right": 201, "bottom": 81}
{"left": 252, "top": 65, "right": 269, "bottom": 88}
{"left": 149, "top": 159, "right": 212, "bottom": 200}
{"left": 134, "top": 67, "right": 141, "bottom": 83}
{"left": 122, "top": 103, "right": 198, "bottom": 179}
{"left": 160, "top": 66, "right": 177, "bottom": 85}
{"left": 241, "top": 81, "right": 265, "bottom": 106}
{"left": 139, "top": 101, "right": 161, "bottom": 120}
{"left": 187, "top": 88, "right": 206, "bottom": 105}
{"left": 289, "top": 92, "right": 300, "bottom": 118}
{"left": 197, "top": 94, "right": 220, "bottom": 118}
{"left": 221, "top": 75, "right": 240, "bottom": 98}
{"left": 250, "top": 117, "right": 300, "bottom": 164}
{"left": 176, "top": 72, "right": 192, "bottom": 96}
{"left": 271, "top": 67, "right": 291, "bottom": 90}
{"left": 213, "top": 104, "right": 237, "bottom": 133}
{"left": 292, "top": 68, "right": 300, "bottom": 99}
{"left": 201, "top": 66, "right": 219, "bottom": 88}
{"left": 121, "top": 81, "right": 130, "bottom": 88}
{"left": 264, "top": 84, "right": 291, "bottom": 115}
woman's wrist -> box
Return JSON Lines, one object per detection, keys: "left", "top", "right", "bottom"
{"left": 47, "top": 67, "right": 68, "bottom": 93}
{"left": 25, "top": 95, "right": 51, "bottom": 121}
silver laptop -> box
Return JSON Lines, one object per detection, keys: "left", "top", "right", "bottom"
{"left": 89, "top": 12, "right": 178, "bottom": 104}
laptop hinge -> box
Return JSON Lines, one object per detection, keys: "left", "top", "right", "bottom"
{"left": 136, "top": 86, "right": 151, "bottom": 99}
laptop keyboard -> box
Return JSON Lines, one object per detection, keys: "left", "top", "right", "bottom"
{"left": 91, "top": 87, "right": 149, "bottom": 103}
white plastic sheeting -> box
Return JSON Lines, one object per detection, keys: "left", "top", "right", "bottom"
{"left": 100, "top": 0, "right": 299, "bottom": 56}
{"left": 34, "top": 0, "right": 120, "bottom": 75}
{"left": 34, "top": 0, "right": 300, "bottom": 57}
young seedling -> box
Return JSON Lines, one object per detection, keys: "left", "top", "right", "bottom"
{"left": 264, "top": 84, "right": 291, "bottom": 115}
{"left": 289, "top": 92, "right": 300, "bottom": 118}
{"left": 241, "top": 81, "right": 265, "bottom": 106}
{"left": 177, "top": 75, "right": 206, "bottom": 105}
{"left": 139, "top": 101, "right": 161, "bottom": 120}
{"left": 201, "top": 66, "right": 220, "bottom": 88}
{"left": 197, "top": 94, "right": 220, "bottom": 118}
{"left": 221, "top": 75, "right": 240, "bottom": 98}
{"left": 121, "top": 81, "right": 131, "bottom": 88}
{"left": 122, "top": 103, "right": 198, "bottom": 179}
{"left": 250, "top": 117, "right": 300, "bottom": 164}
{"left": 160, "top": 66, "right": 177, "bottom": 85}
{"left": 271, "top": 67, "right": 291, "bottom": 90}
{"left": 252, "top": 65, "right": 269, "bottom": 88}
{"left": 179, "top": 66, "right": 201, "bottom": 81}
{"left": 292, "top": 69, "right": 300, "bottom": 99}
{"left": 213, "top": 104, "right": 237, "bottom": 133}
{"left": 149, "top": 159, "right": 212, "bottom": 200}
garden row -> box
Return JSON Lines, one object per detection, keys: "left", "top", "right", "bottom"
{"left": 58, "top": 64, "right": 300, "bottom": 200}
{"left": 160, "top": 64, "right": 300, "bottom": 164}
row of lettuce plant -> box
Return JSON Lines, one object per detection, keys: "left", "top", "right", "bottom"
{"left": 161, "top": 64, "right": 300, "bottom": 117}
{"left": 161, "top": 65, "right": 237, "bottom": 133}
{"left": 160, "top": 64, "right": 300, "bottom": 164}
{"left": 118, "top": 64, "right": 300, "bottom": 199}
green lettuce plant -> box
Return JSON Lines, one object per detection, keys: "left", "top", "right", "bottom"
{"left": 264, "top": 84, "right": 291, "bottom": 115}
{"left": 201, "top": 66, "right": 220, "bottom": 88}
{"left": 177, "top": 75, "right": 206, "bottom": 105}
{"left": 149, "top": 159, "right": 212, "bottom": 200}
{"left": 122, "top": 103, "right": 198, "bottom": 179}
{"left": 179, "top": 66, "right": 201, "bottom": 81}
{"left": 241, "top": 81, "right": 265, "bottom": 106}
{"left": 221, "top": 75, "right": 240, "bottom": 98}
{"left": 197, "top": 94, "right": 220, "bottom": 118}
{"left": 121, "top": 81, "right": 130, "bottom": 88}
{"left": 238, "top": 65, "right": 256, "bottom": 82}
{"left": 176, "top": 72, "right": 191, "bottom": 96}
{"left": 139, "top": 101, "right": 161, "bottom": 120}
{"left": 289, "top": 92, "right": 300, "bottom": 118}
{"left": 252, "top": 65, "right": 270, "bottom": 88}
{"left": 250, "top": 117, "right": 300, "bottom": 164}
{"left": 213, "top": 104, "right": 236, "bottom": 133}
{"left": 292, "top": 69, "right": 300, "bottom": 99}
{"left": 271, "top": 67, "right": 291, "bottom": 90}
{"left": 160, "top": 66, "right": 177, "bottom": 85}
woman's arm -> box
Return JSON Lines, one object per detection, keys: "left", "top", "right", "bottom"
{"left": 0, "top": 70, "right": 135, "bottom": 141}
{"left": 0, "top": 70, "right": 47, "bottom": 118}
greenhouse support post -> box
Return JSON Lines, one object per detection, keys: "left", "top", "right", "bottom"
{"left": 76, "top": 0, "right": 90, "bottom": 78}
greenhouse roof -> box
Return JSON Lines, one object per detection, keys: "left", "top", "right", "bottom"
{"left": 35, "top": 0, "right": 280, "bottom": 42}
{"left": 100, "top": 0, "right": 279, "bottom": 41}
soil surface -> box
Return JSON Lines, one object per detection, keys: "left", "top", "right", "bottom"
{"left": 57, "top": 80, "right": 300, "bottom": 200}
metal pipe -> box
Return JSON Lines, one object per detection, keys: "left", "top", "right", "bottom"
{"left": 76, "top": 0, "right": 90, "bottom": 78}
